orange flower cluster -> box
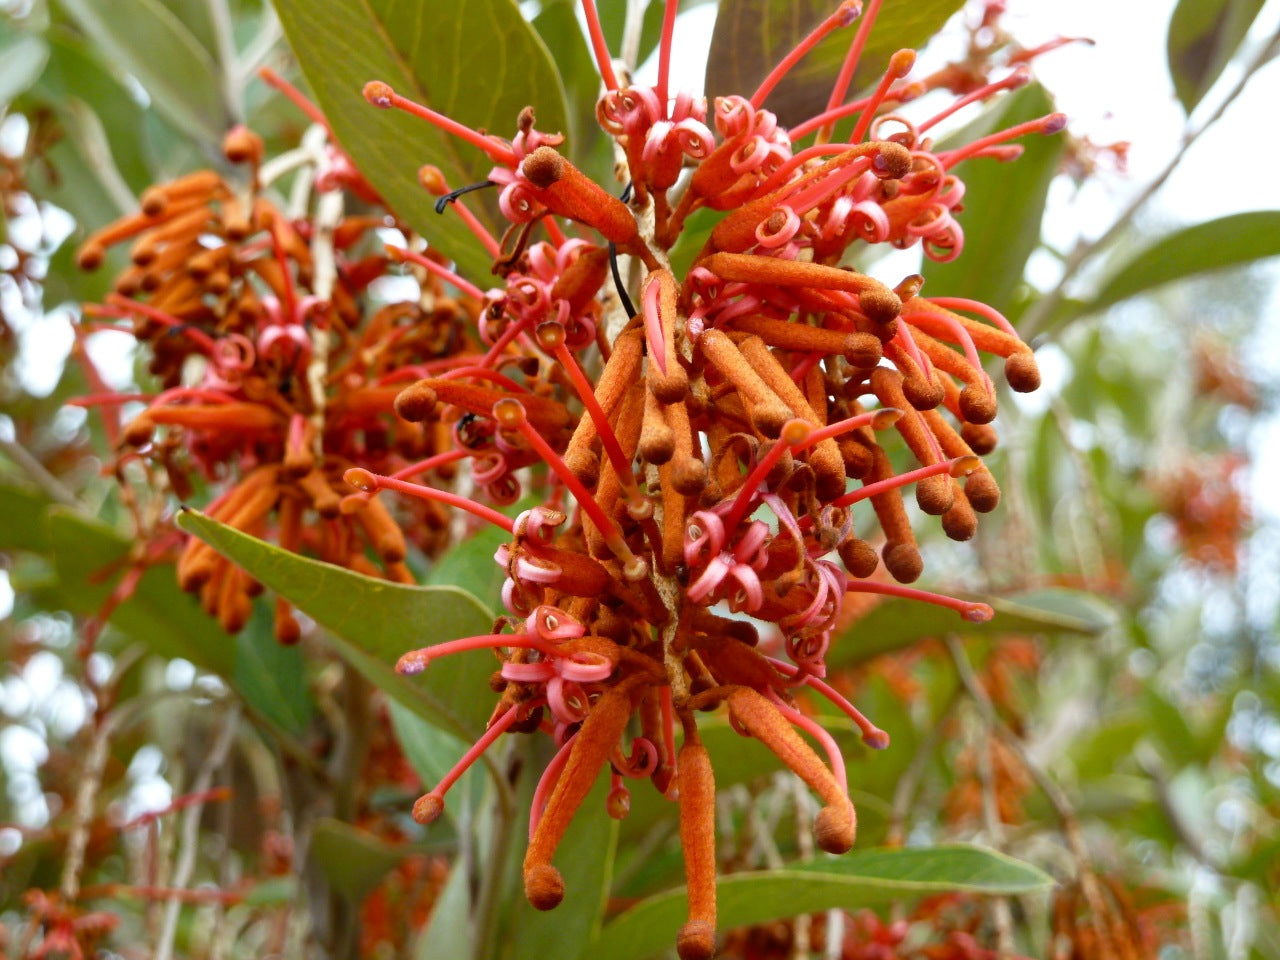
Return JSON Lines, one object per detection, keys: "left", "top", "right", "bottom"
{"left": 342, "top": 2, "right": 1059, "bottom": 956}
{"left": 75, "top": 106, "right": 482, "bottom": 640}
{"left": 1151, "top": 454, "right": 1250, "bottom": 574}
{"left": 1051, "top": 878, "right": 1185, "bottom": 960}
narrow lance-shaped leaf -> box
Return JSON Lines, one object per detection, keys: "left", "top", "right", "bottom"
{"left": 830, "top": 587, "right": 1112, "bottom": 668}
{"left": 57, "top": 0, "right": 231, "bottom": 145}
{"left": 273, "top": 0, "right": 569, "bottom": 282}
{"left": 0, "top": 31, "right": 49, "bottom": 105}
{"left": 1084, "top": 211, "right": 1280, "bottom": 315}
{"left": 594, "top": 845, "right": 1054, "bottom": 960}
{"left": 705, "top": 0, "right": 965, "bottom": 129}
{"left": 46, "top": 508, "right": 235, "bottom": 677}
{"left": 1166, "top": 0, "right": 1265, "bottom": 114}
{"left": 176, "top": 509, "right": 498, "bottom": 743}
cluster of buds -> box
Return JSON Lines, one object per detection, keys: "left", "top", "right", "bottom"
{"left": 343, "top": 1, "right": 1061, "bottom": 957}
{"left": 74, "top": 79, "right": 487, "bottom": 641}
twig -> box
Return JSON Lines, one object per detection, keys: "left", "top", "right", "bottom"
{"left": 58, "top": 715, "right": 112, "bottom": 902}
{"left": 974, "top": 708, "right": 1017, "bottom": 957}
{"left": 1020, "top": 23, "right": 1280, "bottom": 341}
{"left": 204, "top": 0, "right": 244, "bottom": 123}
{"left": 154, "top": 705, "right": 242, "bottom": 960}
{"left": 1135, "top": 744, "right": 1223, "bottom": 872}
{"left": 886, "top": 696, "right": 957, "bottom": 846}
{"left": 620, "top": 0, "right": 646, "bottom": 72}
{"left": 0, "top": 437, "right": 80, "bottom": 506}
{"left": 946, "top": 637, "right": 1116, "bottom": 953}
{"left": 235, "top": 6, "right": 283, "bottom": 88}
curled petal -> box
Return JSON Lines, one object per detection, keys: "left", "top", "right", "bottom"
{"left": 687, "top": 554, "right": 732, "bottom": 604}
{"left": 730, "top": 136, "right": 771, "bottom": 175}
{"left": 558, "top": 651, "right": 614, "bottom": 683}
{"left": 673, "top": 118, "right": 715, "bottom": 159}
{"left": 472, "top": 452, "right": 508, "bottom": 484}
{"left": 213, "top": 333, "right": 255, "bottom": 373}
{"left": 502, "top": 660, "right": 557, "bottom": 683}
{"left": 850, "top": 200, "right": 891, "bottom": 243}
{"left": 726, "top": 563, "right": 764, "bottom": 613}
{"left": 613, "top": 737, "right": 660, "bottom": 778}
{"left": 528, "top": 605, "right": 586, "bottom": 642}
{"left": 733, "top": 519, "right": 770, "bottom": 566}
{"left": 499, "top": 180, "right": 544, "bottom": 223}
{"left": 546, "top": 676, "right": 589, "bottom": 724}
{"left": 515, "top": 554, "right": 562, "bottom": 585}
{"left": 485, "top": 475, "right": 522, "bottom": 506}
{"left": 924, "top": 220, "right": 965, "bottom": 262}
{"left": 755, "top": 206, "right": 801, "bottom": 248}
{"left": 642, "top": 121, "right": 675, "bottom": 164}
{"left": 685, "top": 509, "right": 727, "bottom": 565}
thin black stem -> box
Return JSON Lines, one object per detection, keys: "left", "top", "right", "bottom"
{"left": 435, "top": 179, "right": 497, "bottom": 214}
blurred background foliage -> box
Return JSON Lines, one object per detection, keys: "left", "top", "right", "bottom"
{"left": 1, "top": 0, "right": 1278, "bottom": 957}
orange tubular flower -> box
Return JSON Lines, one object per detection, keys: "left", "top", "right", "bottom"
{"left": 63, "top": 2, "right": 1064, "bottom": 956}
{"left": 350, "top": 0, "right": 1057, "bottom": 951}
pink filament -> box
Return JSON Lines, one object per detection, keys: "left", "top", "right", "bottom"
{"left": 549, "top": 338, "right": 639, "bottom": 500}
{"left": 356, "top": 471, "right": 515, "bottom": 533}
{"left": 579, "top": 0, "right": 620, "bottom": 91}
{"left": 939, "top": 114, "right": 1066, "bottom": 169}
{"left": 388, "top": 245, "right": 488, "bottom": 301}
{"left": 832, "top": 457, "right": 972, "bottom": 509}
{"left": 428, "top": 700, "right": 531, "bottom": 803}
{"left": 845, "top": 579, "right": 994, "bottom": 622}
{"left": 655, "top": 0, "right": 680, "bottom": 114}
{"left": 822, "top": 0, "right": 884, "bottom": 130}
{"left": 765, "top": 656, "right": 889, "bottom": 748}
{"left": 751, "top": 2, "right": 860, "bottom": 110}
{"left": 924, "top": 297, "right": 1021, "bottom": 339}
{"left": 396, "top": 633, "right": 560, "bottom": 675}
{"left": 770, "top": 697, "right": 848, "bottom": 797}
{"left": 381, "top": 90, "right": 517, "bottom": 166}
{"left": 529, "top": 732, "right": 578, "bottom": 840}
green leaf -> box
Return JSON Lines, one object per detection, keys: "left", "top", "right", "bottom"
{"left": 1083, "top": 211, "right": 1280, "bottom": 314}
{"left": 705, "top": 0, "right": 965, "bottom": 128}
{"left": 828, "top": 587, "right": 1111, "bottom": 668}
{"left": 425, "top": 517, "right": 510, "bottom": 607}
{"left": 28, "top": 28, "right": 172, "bottom": 204}
{"left": 414, "top": 849, "right": 474, "bottom": 960}
{"left": 45, "top": 508, "right": 235, "bottom": 676}
{"left": 273, "top": 0, "right": 569, "bottom": 282}
{"left": 922, "top": 83, "right": 1063, "bottom": 314}
{"left": 1166, "top": 0, "right": 1264, "bottom": 114}
{"left": 531, "top": 0, "right": 613, "bottom": 186}
{"left": 0, "top": 484, "right": 52, "bottom": 554}
{"left": 1141, "top": 684, "right": 1199, "bottom": 768}
{"left": 387, "top": 700, "right": 481, "bottom": 823}
{"left": 57, "top": 0, "right": 231, "bottom": 145}
{"left": 0, "top": 31, "right": 49, "bottom": 105}
{"left": 157, "top": 0, "right": 223, "bottom": 65}
{"left": 310, "top": 818, "right": 405, "bottom": 902}
{"left": 595, "top": 845, "right": 1053, "bottom": 960}
{"left": 176, "top": 509, "right": 498, "bottom": 743}
{"left": 507, "top": 771, "right": 618, "bottom": 960}
{"left": 243, "top": 876, "right": 298, "bottom": 906}
{"left": 26, "top": 96, "right": 135, "bottom": 233}
{"left": 234, "top": 610, "right": 314, "bottom": 737}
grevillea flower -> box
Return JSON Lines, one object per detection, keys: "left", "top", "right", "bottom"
{"left": 347, "top": 3, "right": 1058, "bottom": 956}
{"left": 73, "top": 77, "right": 496, "bottom": 641}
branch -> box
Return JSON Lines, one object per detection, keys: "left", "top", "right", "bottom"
{"left": 0, "top": 437, "right": 80, "bottom": 507}
{"left": 1021, "top": 23, "right": 1280, "bottom": 341}
{"left": 154, "top": 706, "right": 241, "bottom": 960}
